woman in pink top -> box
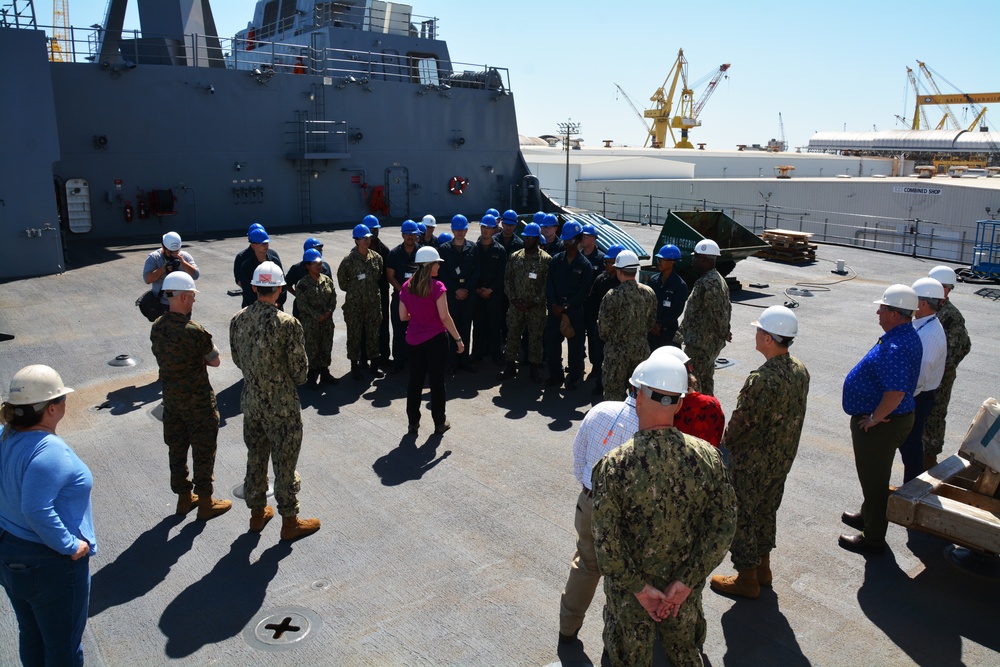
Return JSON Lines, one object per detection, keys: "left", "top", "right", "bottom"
{"left": 399, "top": 247, "right": 464, "bottom": 435}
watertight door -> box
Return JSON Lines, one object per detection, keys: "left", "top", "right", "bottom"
{"left": 385, "top": 167, "right": 409, "bottom": 219}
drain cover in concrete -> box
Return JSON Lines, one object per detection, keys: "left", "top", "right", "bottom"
{"left": 149, "top": 403, "right": 164, "bottom": 422}
{"left": 243, "top": 606, "right": 321, "bottom": 652}
{"left": 232, "top": 482, "right": 274, "bottom": 499}
{"left": 715, "top": 357, "right": 737, "bottom": 369}
{"left": 108, "top": 354, "right": 140, "bottom": 367}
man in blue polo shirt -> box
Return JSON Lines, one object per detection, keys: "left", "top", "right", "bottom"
{"left": 840, "top": 284, "right": 922, "bottom": 554}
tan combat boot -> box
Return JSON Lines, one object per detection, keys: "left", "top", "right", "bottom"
{"left": 280, "top": 515, "right": 321, "bottom": 542}
{"left": 757, "top": 552, "right": 772, "bottom": 587}
{"left": 196, "top": 496, "right": 232, "bottom": 521}
{"left": 176, "top": 492, "right": 200, "bottom": 515}
{"left": 249, "top": 506, "right": 275, "bottom": 532}
{"left": 710, "top": 568, "right": 760, "bottom": 599}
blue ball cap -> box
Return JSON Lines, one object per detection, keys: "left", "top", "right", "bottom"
{"left": 656, "top": 244, "right": 682, "bottom": 261}
{"left": 363, "top": 214, "right": 381, "bottom": 229}
{"left": 560, "top": 221, "right": 583, "bottom": 240}
{"left": 485, "top": 208, "right": 500, "bottom": 218}
{"left": 352, "top": 224, "right": 373, "bottom": 239}
{"left": 480, "top": 214, "right": 497, "bottom": 227}
{"left": 451, "top": 214, "right": 469, "bottom": 231}
{"left": 522, "top": 222, "right": 542, "bottom": 238}
{"left": 532, "top": 211, "right": 546, "bottom": 224}
{"left": 417, "top": 222, "right": 427, "bottom": 234}
{"left": 501, "top": 209, "right": 518, "bottom": 223}
{"left": 401, "top": 220, "right": 419, "bottom": 234}
{"left": 248, "top": 228, "right": 270, "bottom": 244}
{"left": 303, "top": 248, "right": 323, "bottom": 263}
{"left": 542, "top": 213, "right": 559, "bottom": 227}
{"left": 248, "top": 222, "right": 265, "bottom": 236}
{"left": 581, "top": 224, "right": 598, "bottom": 237}
{"left": 303, "top": 237, "right": 323, "bottom": 251}
{"left": 605, "top": 243, "right": 625, "bottom": 260}
{"left": 437, "top": 231, "right": 454, "bottom": 244}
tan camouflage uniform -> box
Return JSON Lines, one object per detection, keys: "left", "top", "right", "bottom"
{"left": 295, "top": 273, "right": 338, "bottom": 371}
{"left": 723, "top": 354, "right": 809, "bottom": 571}
{"left": 230, "top": 301, "right": 309, "bottom": 517}
{"left": 150, "top": 312, "right": 221, "bottom": 497}
{"left": 504, "top": 248, "right": 551, "bottom": 364}
{"left": 923, "top": 298, "right": 971, "bottom": 458}
{"left": 337, "top": 248, "right": 383, "bottom": 362}
{"left": 599, "top": 280, "right": 657, "bottom": 402}
{"left": 682, "top": 268, "right": 731, "bottom": 396}
{"left": 592, "top": 428, "right": 736, "bottom": 667}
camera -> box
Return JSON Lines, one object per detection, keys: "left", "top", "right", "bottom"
{"left": 166, "top": 258, "right": 181, "bottom": 272}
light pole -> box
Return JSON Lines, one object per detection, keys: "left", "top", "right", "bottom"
{"left": 557, "top": 120, "right": 581, "bottom": 206}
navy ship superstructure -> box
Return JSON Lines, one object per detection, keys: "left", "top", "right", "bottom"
{"left": 0, "top": 0, "right": 534, "bottom": 279}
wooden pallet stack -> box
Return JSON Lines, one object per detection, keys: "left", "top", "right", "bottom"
{"left": 756, "top": 228, "right": 817, "bottom": 263}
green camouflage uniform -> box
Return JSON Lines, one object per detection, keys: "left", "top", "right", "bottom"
{"left": 504, "top": 248, "right": 551, "bottom": 364}
{"left": 723, "top": 354, "right": 809, "bottom": 571}
{"left": 295, "top": 273, "right": 338, "bottom": 370}
{"left": 592, "top": 428, "right": 736, "bottom": 667}
{"left": 682, "top": 268, "right": 731, "bottom": 396}
{"left": 599, "top": 280, "right": 657, "bottom": 402}
{"left": 230, "top": 301, "right": 309, "bottom": 517}
{"left": 337, "top": 248, "right": 384, "bottom": 362}
{"left": 923, "top": 298, "right": 971, "bottom": 458}
{"left": 150, "top": 312, "right": 221, "bottom": 497}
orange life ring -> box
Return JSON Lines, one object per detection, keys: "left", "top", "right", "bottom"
{"left": 449, "top": 176, "right": 469, "bottom": 195}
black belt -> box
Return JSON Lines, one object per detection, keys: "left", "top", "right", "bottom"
{"left": 582, "top": 485, "right": 593, "bottom": 498}
{"left": 853, "top": 411, "right": 914, "bottom": 421}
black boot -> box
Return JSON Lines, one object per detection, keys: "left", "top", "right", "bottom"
{"left": 499, "top": 361, "right": 517, "bottom": 380}
{"left": 530, "top": 364, "right": 543, "bottom": 383}
{"left": 305, "top": 368, "right": 320, "bottom": 390}
{"left": 370, "top": 358, "right": 386, "bottom": 379}
{"left": 351, "top": 360, "right": 363, "bottom": 380}
{"left": 319, "top": 368, "right": 339, "bottom": 385}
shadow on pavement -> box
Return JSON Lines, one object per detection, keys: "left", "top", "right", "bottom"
{"left": 719, "top": 588, "right": 809, "bottom": 666}
{"left": 372, "top": 434, "right": 451, "bottom": 486}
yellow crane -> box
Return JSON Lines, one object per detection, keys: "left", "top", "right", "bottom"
{"left": 912, "top": 92, "right": 1000, "bottom": 132}
{"left": 917, "top": 60, "right": 960, "bottom": 130}
{"left": 613, "top": 83, "right": 654, "bottom": 146}
{"left": 50, "top": 0, "right": 70, "bottom": 62}
{"left": 643, "top": 49, "right": 730, "bottom": 149}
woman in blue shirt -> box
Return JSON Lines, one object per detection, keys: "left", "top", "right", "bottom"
{"left": 0, "top": 365, "right": 96, "bottom": 667}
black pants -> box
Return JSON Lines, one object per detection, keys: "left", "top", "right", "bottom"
{"left": 407, "top": 333, "right": 448, "bottom": 426}
{"left": 379, "top": 286, "right": 391, "bottom": 362}
{"left": 390, "top": 292, "right": 409, "bottom": 366}
{"left": 472, "top": 293, "right": 505, "bottom": 363}
{"left": 546, "top": 306, "right": 586, "bottom": 381}
{"left": 447, "top": 293, "right": 475, "bottom": 368}
{"left": 899, "top": 390, "right": 937, "bottom": 483}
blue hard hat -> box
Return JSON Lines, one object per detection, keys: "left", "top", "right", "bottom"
{"left": 303, "top": 248, "right": 323, "bottom": 263}
{"left": 363, "top": 214, "right": 381, "bottom": 229}
{"left": 656, "top": 244, "right": 682, "bottom": 261}
{"left": 417, "top": 222, "right": 427, "bottom": 234}
{"left": 501, "top": 209, "right": 518, "bottom": 223}
{"left": 542, "top": 213, "right": 559, "bottom": 227}
{"left": 485, "top": 208, "right": 500, "bottom": 218}
{"left": 248, "top": 228, "right": 270, "bottom": 244}
{"left": 437, "top": 231, "right": 454, "bottom": 244}
{"left": 353, "top": 224, "right": 373, "bottom": 239}
{"left": 451, "top": 214, "right": 469, "bottom": 231}
{"left": 532, "top": 211, "right": 546, "bottom": 224}
{"left": 480, "top": 214, "right": 497, "bottom": 227}
{"left": 581, "top": 224, "right": 598, "bottom": 237}
{"left": 560, "top": 221, "right": 583, "bottom": 240}
{"left": 522, "top": 222, "right": 542, "bottom": 238}
{"left": 605, "top": 243, "right": 626, "bottom": 260}
{"left": 248, "top": 223, "right": 265, "bottom": 237}
{"left": 303, "top": 237, "right": 323, "bottom": 251}
{"left": 401, "top": 220, "right": 419, "bottom": 234}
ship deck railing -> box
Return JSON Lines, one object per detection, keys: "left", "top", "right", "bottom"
{"left": 25, "top": 23, "right": 511, "bottom": 93}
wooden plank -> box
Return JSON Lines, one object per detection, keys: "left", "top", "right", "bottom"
{"left": 912, "top": 495, "right": 1000, "bottom": 552}
{"left": 935, "top": 483, "right": 1000, "bottom": 514}
{"left": 972, "top": 467, "right": 1000, "bottom": 497}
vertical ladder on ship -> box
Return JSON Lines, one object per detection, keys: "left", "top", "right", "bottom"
{"left": 295, "top": 110, "right": 312, "bottom": 226}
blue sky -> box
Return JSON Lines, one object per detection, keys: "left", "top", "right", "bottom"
{"left": 66, "top": 0, "right": 1000, "bottom": 150}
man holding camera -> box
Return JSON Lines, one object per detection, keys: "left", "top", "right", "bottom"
{"left": 143, "top": 231, "right": 200, "bottom": 316}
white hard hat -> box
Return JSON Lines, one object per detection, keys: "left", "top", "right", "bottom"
{"left": 632, "top": 355, "right": 688, "bottom": 397}
{"left": 693, "top": 239, "right": 721, "bottom": 256}
{"left": 752, "top": 305, "right": 798, "bottom": 338}
{"left": 162, "top": 271, "right": 198, "bottom": 293}
{"left": 252, "top": 261, "right": 286, "bottom": 287}
{"left": 874, "top": 284, "right": 919, "bottom": 311}
{"left": 162, "top": 232, "right": 182, "bottom": 251}
{"left": 911, "top": 277, "right": 945, "bottom": 300}
{"left": 415, "top": 247, "right": 442, "bottom": 264}
{"left": 422, "top": 214, "right": 437, "bottom": 227}
{"left": 649, "top": 345, "right": 690, "bottom": 365}
{"left": 6, "top": 364, "right": 74, "bottom": 406}
{"left": 614, "top": 250, "right": 641, "bottom": 270}
{"left": 928, "top": 265, "right": 957, "bottom": 287}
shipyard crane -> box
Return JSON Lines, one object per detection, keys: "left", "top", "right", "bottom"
{"left": 614, "top": 83, "right": 654, "bottom": 146}
{"left": 917, "top": 60, "right": 961, "bottom": 130}
{"left": 643, "top": 49, "right": 730, "bottom": 149}
{"left": 50, "top": 0, "right": 70, "bottom": 61}
{"left": 778, "top": 112, "right": 787, "bottom": 152}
